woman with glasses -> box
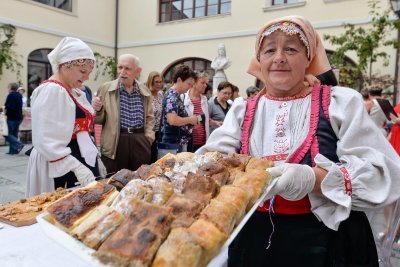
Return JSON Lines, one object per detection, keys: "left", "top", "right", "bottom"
{"left": 145, "top": 71, "right": 164, "bottom": 162}
{"left": 208, "top": 81, "right": 233, "bottom": 134}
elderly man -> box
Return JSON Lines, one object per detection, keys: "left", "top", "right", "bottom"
{"left": 94, "top": 54, "right": 154, "bottom": 173}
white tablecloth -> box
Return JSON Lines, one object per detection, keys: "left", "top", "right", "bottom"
{"left": 0, "top": 221, "right": 228, "bottom": 267}
{"left": 0, "top": 222, "right": 89, "bottom": 267}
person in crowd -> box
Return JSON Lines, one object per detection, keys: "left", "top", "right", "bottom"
{"left": 3, "top": 82, "right": 24, "bottom": 155}
{"left": 17, "top": 87, "right": 28, "bottom": 108}
{"left": 227, "top": 84, "right": 240, "bottom": 105}
{"left": 26, "top": 37, "right": 98, "bottom": 196}
{"left": 93, "top": 54, "right": 154, "bottom": 173}
{"left": 183, "top": 71, "right": 211, "bottom": 152}
{"left": 80, "top": 84, "right": 93, "bottom": 103}
{"left": 145, "top": 71, "right": 164, "bottom": 163}
{"left": 361, "top": 89, "right": 373, "bottom": 114}
{"left": 198, "top": 15, "right": 400, "bottom": 266}
{"left": 202, "top": 83, "right": 213, "bottom": 100}
{"left": 159, "top": 65, "right": 198, "bottom": 153}
{"left": 208, "top": 81, "right": 233, "bottom": 134}
{"left": 231, "top": 84, "right": 240, "bottom": 101}
{"left": 368, "top": 87, "right": 391, "bottom": 137}
{"left": 246, "top": 85, "right": 260, "bottom": 100}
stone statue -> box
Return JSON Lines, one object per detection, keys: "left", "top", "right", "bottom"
{"left": 211, "top": 43, "right": 232, "bottom": 93}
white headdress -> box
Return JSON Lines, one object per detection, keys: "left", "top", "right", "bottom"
{"left": 47, "top": 37, "right": 95, "bottom": 74}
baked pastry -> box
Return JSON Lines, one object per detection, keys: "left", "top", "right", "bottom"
{"left": 107, "top": 169, "right": 135, "bottom": 191}
{"left": 152, "top": 227, "right": 202, "bottom": 267}
{"left": 111, "top": 179, "right": 154, "bottom": 217}
{"left": 146, "top": 177, "right": 174, "bottom": 205}
{"left": 165, "top": 193, "right": 204, "bottom": 228}
{"left": 155, "top": 153, "right": 177, "bottom": 171}
{"left": 200, "top": 199, "right": 237, "bottom": 235}
{"left": 0, "top": 187, "right": 69, "bottom": 227}
{"left": 175, "top": 152, "right": 195, "bottom": 161}
{"left": 46, "top": 182, "right": 118, "bottom": 232}
{"left": 188, "top": 219, "right": 227, "bottom": 266}
{"left": 94, "top": 199, "right": 173, "bottom": 267}
{"left": 245, "top": 157, "right": 273, "bottom": 172}
{"left": 134, "top": 164, "right": 164, "bottom": 180}
{"left": 218, "top": 154, "right": 252, "bottom": 184}
{"left": 215, "top": 185, "right": 250, "bottom": 225}
{"left": 233, "top": 170, "right": 272, "bottom": 211}
{"left": 197, "top": 162, "right": 229, "bottom": 187}
{"left": 71, "top": 204, "right": 124, "bottom": 249}
{"left": 182, "top": 173, "right": 218, "bottom": 206}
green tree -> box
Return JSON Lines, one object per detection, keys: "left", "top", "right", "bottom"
{"left": 94, "top": 52, "right": 117, "bottom": 80}
{"left": 0, "top": 24, "right": 22, "bottom": 83}
{"left": 324, "top": 0, "right": 400, "bottom": 90}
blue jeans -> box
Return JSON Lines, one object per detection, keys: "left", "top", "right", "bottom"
{"left": 6, "top": 119, "right": 23, "bottom": 154}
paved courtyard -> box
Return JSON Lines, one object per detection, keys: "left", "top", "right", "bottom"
{"left": 0, "top": 144, "right": 29, "bottom": 204}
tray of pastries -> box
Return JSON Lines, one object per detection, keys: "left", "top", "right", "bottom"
{"left": 36, "top": 152, "right": 273, "bottom": 267}
{"left": 0, "top": 187, "right": 69, "bottom": 227}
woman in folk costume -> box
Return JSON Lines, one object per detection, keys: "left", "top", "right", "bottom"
{"left": 198, "top": 16, "right": 400, "bottom": 266}
{"left": 26, "top": 37, "right": 99, "bottom": 196}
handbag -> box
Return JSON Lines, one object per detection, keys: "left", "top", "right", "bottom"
{"left": 0, "top": 113, "right": 8, "bottom": 136}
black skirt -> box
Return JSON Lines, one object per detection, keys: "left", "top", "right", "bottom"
{"left": 228, "top": 211, "right": 378, "bottom": 267}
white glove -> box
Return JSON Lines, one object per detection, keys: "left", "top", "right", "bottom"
{"left": 72, "top": 163, "right": 95, "bottom": 187}
{"left": 97, "top": 157, "right": 107, "bottom": 179}
{"left": 77, "top": 131, "right": 98, "bottom": 167}
{"left": 265, "top": 163, "right": 316, "bottom": 201}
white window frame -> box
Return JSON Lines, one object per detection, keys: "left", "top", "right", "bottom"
{"left": 263, "top": 0, "right": 306, "bottom": 12}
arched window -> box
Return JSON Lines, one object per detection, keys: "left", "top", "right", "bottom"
{"left": 27, "top": 49, "right": 52, "bottom": 105}
{"left": 162, "top": 57, "right": 214, "bottom": 85}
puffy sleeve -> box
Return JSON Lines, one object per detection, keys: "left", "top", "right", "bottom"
{"left": 196, "top": 97, "right": 246, "bottom": 155}
{"left": 31, "top": 83, "right": 81, "bottom": 178}
{"left": 309, "top": 86, "right": 400, "bottom": 230}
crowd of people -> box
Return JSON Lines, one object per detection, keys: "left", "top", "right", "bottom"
{"left": 2, "top": 14, "right": 400, "bottom": 266}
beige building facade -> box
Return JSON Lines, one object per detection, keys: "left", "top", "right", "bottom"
{"left": 0, "top": 0, "right": 397, "bottom": 103}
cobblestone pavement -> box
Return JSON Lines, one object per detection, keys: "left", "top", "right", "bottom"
{"left": 0, "top": 144, "right": 399, "bottom": 266}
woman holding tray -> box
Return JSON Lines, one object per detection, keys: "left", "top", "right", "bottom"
{"left": 198, "top": 16, "right": 400, "bottom": 266}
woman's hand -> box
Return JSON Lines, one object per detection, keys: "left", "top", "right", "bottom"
{"left": 265, "top": 163, "right": 316, "bottom": 201}
{"left": 210, "top": 119, "right": 223, "bottom": 127}
{"left": 166, "top": 113, "right": 198, "bottom": 126}
{"left": 304, "top": 74, "right": 320, "bottom": 87}
{"left": 189, "top": 115, "right": 199, "bottom": 126}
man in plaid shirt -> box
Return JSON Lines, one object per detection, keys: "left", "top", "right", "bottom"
{"left": 94, "top": 54, "right": 154, "bottom": 173}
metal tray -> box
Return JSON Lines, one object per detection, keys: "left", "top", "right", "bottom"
{"left": 36, "top": 189, "right": 269, "bottom": 267}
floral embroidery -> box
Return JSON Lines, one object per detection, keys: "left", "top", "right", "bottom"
{"left": 61, "top": 59, "right": 94, "bottom": 69}
{"left": 273, "top": 108, "right": 289, "bottom": 154}
{"left": 261, "top": 21, "right": 310, "bottom": 59}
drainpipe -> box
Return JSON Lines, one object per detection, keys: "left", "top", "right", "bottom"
{"left": 114, "top": 0, "right": 119, "bottom": 75}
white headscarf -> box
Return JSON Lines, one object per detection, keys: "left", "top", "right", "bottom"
{"left": 47, "top": 37, "right": 95, "bottom": 74}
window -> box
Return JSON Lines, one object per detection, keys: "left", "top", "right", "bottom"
{"left": 159, "top": 0, "right": 231, "bottom": 23}
{"left": 27, "top": 49, "right": 52, "bottom": 106}
{"left": 272, "top": 0, "right": 298, "bottom": 5}
{"left": 32, "top": 0, "right": 72, "bottom": 12}
{"left": 163, "top": 57, "right": 214, "bottom": 85}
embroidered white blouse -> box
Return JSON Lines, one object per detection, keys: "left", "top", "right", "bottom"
{"left": 198, "top": 86, "right": 400, "bottom": 230}
{"left": 26, "top": 82, "right": 95, "bottom": 197}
